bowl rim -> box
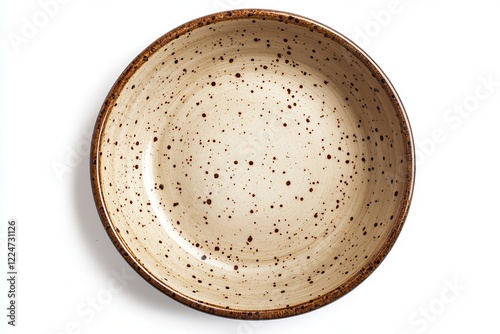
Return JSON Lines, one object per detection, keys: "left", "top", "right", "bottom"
{"left": 90, "top": 8, "right": 416, "bottom": 320}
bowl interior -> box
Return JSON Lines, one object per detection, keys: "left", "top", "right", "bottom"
{"left": 93, "top": 11, "right": 413, "bottom": 318}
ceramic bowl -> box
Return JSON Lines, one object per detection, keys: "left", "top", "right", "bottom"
{"left": 91, "top": 9, "right": 415, "bottom": 319}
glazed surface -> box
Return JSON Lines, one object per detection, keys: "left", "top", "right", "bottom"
{"left": 92, "top": 10, "right": 414, "bottom": 318}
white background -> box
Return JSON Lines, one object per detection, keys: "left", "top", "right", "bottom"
{"left": 1, "top": 0, "right": 499, "bottom": 333}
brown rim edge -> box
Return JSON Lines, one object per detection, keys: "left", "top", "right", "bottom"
{"left": 90, "top": 9, "right": 416, "bottom": 320}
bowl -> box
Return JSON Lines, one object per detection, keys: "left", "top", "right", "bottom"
{"left": 91, "top": 9, "right": 415, "bottom": 319}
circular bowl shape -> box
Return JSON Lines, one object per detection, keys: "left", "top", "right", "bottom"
{"left": 91, "top": 9, "right": 415, "bottom": 319}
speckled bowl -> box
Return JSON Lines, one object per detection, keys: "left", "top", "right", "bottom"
{"left": 91, "top": 9, "right": 415, "bottom": 319}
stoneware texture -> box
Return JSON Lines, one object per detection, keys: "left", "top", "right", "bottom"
{"left": 91, "top": 9, "right": 415, "bottom": 319}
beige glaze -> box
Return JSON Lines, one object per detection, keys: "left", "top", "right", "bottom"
{"left": 91, "top": 9, "right": 415, "bottom": 319}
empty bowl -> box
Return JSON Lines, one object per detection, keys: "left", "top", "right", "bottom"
{"left": 91, "top": 9, "right": 415, "bottom": 319}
